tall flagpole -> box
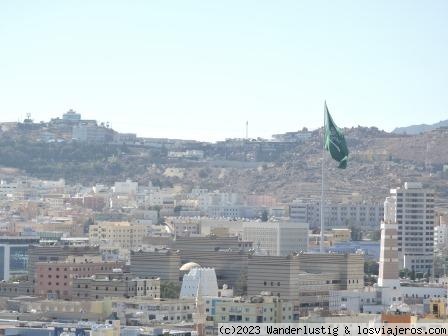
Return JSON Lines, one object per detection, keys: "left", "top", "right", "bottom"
{"left": 320, "top": 103, "right": 326, "bottom": 253}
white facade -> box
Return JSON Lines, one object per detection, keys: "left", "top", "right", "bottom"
{"left": 180, "top": 267, "right": 219, "bottom": 299}
{"left": 389, "top": 182, "right": 435, "bottom": 273}
{"left": 207, "top": 206, "right": 242, "bottom": 218}
{"left": 329, "top": 289, "right": 378, "bottom": 313}
{"left": 434, "top": 223, "right": 448, "bottom": 252}
{"left": 400, "top": 285, "right": 446, "bottom": 301}
{"left": 113, "top": 298, "right": 196, "bottom": 325}
{"left": 113, "top": 179, "right": 138, "bottom": 195}
{"left": 243, "top": 221, "right": 308, "bottom": 256}
{"left": 289, "top": 200, "right": 307, "bottom": 222}
{"left": 63, "top": 109, "right": 81, "bottom": 121}
{"left": 289, "top": 199, "right": 383, "bottom": 229}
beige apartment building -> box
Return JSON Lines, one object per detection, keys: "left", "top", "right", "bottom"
{"left": 112, "top": 298, "right": 196, "bottom": 326}
{"left": 89, "top": 221, "right": 146, "bottom": 253}
{"left": 206, "top": 293, "right": 300, "bottom": 325}
{"left": 73, "top": 272, "right": 160, "bottom": 300}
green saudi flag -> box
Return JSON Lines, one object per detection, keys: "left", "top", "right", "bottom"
{"left": 324, "top": 102, "right": 349, "bottom": 169}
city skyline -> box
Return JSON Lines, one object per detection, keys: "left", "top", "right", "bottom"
{"left": 1, "top": 1, "right": 448, "bottom": 141}
{"left": 1, "top": 1, "right": 448, "bottom": 330}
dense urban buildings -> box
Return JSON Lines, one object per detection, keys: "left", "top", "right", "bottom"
{"left": 0, "top": 111, "right": 446, "bottom": 334}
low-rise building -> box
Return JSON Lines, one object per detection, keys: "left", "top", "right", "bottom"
{"left": 247, "top": 253, "right": 364, "bottom": 313}
{"left": 206, "top": 294, "right": 300, "bottom": 325}
{"left": 73, "top": 272, "right": 160, "bottom": 300}
{"left": 113, "top": 298, "right": 196, "bottom": 326}
{"left": 130, "top": 250, "right": 181, "bottom": 283}
{"left": 89, "top": 221, "right": 146, "bottom": 258}
{"left": 34, "top": 255, "right": 124, "bottom": 299}
{"left": 28, "top": 245, "right": 101, "bottom": 281}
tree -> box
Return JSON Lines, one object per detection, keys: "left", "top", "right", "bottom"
{"left": 399, "top": 268, "right": 411, "bottom": 279}
{"left": 83, "top": 217, "right": 94, "bottom": 234}
{"left": 350, "top": 225, "right": 362, "bottom": 241}
{"left": 370, "top": 230, "right": 381, "bottom": 241}
{"left": 364, "top": 260, "right": 379, "bottom": 275}
{"left": 160, "top": 281, "right": 181, "bottom": 299}
{"left": 234, "top": 269, "right": 247, "bottom": 296}
{"left": 261, "top": 210, "right": 268, "bottom": 222}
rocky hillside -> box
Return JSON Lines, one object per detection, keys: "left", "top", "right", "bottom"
{"left": 0, "top": 126, "right": 447, "bottom": 205}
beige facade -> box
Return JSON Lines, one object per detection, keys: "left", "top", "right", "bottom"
{"left": 206, "top": 294, "right": 300, "bottom": 324}
{"left": 89, "top": 221, "right": 146, "bottom": 254}
{"left": 130, "top": 249, "right": 181, "bottom": 283}
{"left": 247, "top": 253, "right": 364, "bottom": 313}
{"left": 243, "top": 221, "right": 308, "bottom": 256}
{"left": 297, "top": 253, "right": 364, "bottom": 290}
{"left": 28, "top": 245, "right": 101, "bottom": 281}
{"left": 15, "top": 299, "right": 113, "bottom": 321}
{"left": 112, "top": 298, "right": 196, "bottom": 325}
{"left": 73, "top": 273, "right": 160, "bottom": 300}
{"left": 379, "top": 222, "right": 399, "bottom": 283}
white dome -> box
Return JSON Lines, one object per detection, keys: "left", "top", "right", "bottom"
{"left": 180, "top": 261, "right": 201, "bottom": 271}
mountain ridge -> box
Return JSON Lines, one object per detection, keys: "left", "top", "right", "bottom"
{"left": 392, "top": 119, "right": 448, "bottom": 135}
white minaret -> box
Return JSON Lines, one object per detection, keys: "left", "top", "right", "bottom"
{"left": 378, "top": 218, "right": 402, "bottom": 307}
{"left": 193, "top": 274, "right": 206, "bottom": 336}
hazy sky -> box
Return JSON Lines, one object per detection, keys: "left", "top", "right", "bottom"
{"left": 1, "top": 1, "right": 447, "bottom": 141}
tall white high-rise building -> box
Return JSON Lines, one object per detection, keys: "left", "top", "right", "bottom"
{"left": 386, "top": 182, "right": 435, "bottom": 274}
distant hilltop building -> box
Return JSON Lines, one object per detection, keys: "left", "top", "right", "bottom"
{"left": 72, "top": 121, "right": 114, "bottom": 143}
{"left": 271, "top": 128, "right": 312, "bottom": 142}
{"left": 62, "top": 109, "right": 81, "bottom": 122}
